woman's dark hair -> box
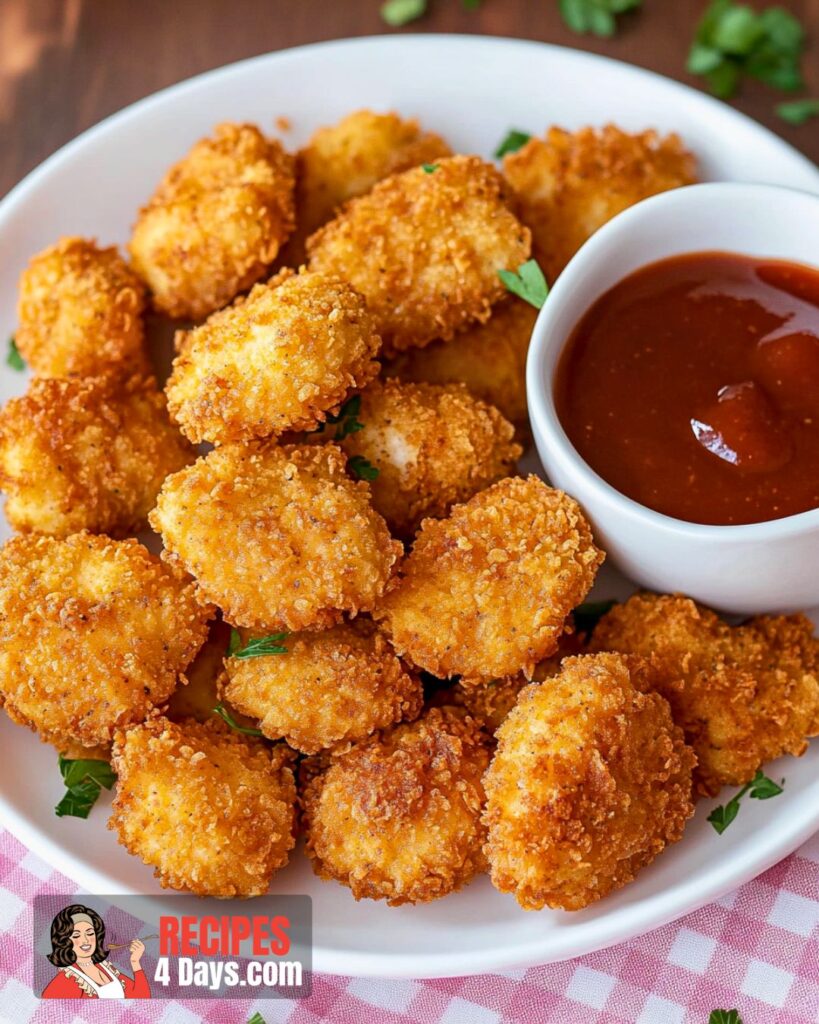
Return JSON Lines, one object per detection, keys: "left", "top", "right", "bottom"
{"left": 47, "top": 904, "right": 109, "bottom": 966}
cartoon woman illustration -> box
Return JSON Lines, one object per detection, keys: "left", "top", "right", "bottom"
{"left": 41, "top": 903, "right": 151, "bottom": 999}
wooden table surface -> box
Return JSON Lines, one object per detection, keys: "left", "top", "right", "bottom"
{"left": 1, "top": 0, "right": 817, "bottom": 196}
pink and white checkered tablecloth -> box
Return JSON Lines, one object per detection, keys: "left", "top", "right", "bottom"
{"left": 1, "top": 826, "right": 817, "bottom": 1024}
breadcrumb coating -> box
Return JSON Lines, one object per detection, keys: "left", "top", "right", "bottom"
{"left": 109, "top": 717, "right": 296, "bottom": 897}
{"left": 281, "top": 109, "right": 451, "bottom": 265}
{"left": 484, "top": 653, "right": 696, "bottom": 911}
{"left": 222, "top": 618, "right": 423, "bottom": 754}
{"left": 503, "top": 125, "right": 697, "bottom": 283}
{"left": 150, "top": 441, "right": 401, "bottom": 632}
{"left": 385, "top": 298, "right": 535, "bottom": 429}
{"left": 0, "top": 533, "right": 211, "bottom": 749}
{"left": 0, "top": 374, "right": 194, "bottom": 537}
{"left": 335, "top": 378, "right": 521, "bottom": 537}
{"left": 591, "top": 593, "right": 819, "bottom": 795}
{"left": 166, "top": 268, "right": 380, "bottom": 444}
{"left": 16, "top": 237, "right": 148, "bottom": 378}
{"left": 129, "top": 122, "right": 295, "bottom": 319}
{"left": 301, "top": 706, "right": 492, "bottom": 905}
{"left": 308, "top": 155, "right": 531, "bottom": 353}
{"left": 375, "top": 476, "right": 603, "bottom": 682}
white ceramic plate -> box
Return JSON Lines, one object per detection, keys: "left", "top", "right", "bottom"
{"left": 1, "top": 35, "right": 817, "bottom": 980}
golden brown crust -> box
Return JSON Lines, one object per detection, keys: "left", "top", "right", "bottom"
{"left": 109, "top": 717, "right": 296, "bottom": 897}
{"left": 301, "top": 706, "right": 492, "bottom": 905}
{"left": 165, "top": 268, "right": 381, "bottom": 444}
{"left": 222, "top": 618, "right": 423, "bottom": 754}
{"left": 0, "top": 374, "right": 194, "bottom": 537}
{"left": 129, "top": 122, "right": 296, "bottom": 319}
{"left": 591, "top": 593, "right": 819, "bottom": 795}
{"left": 150, "top": 441, "right": 402, "bottom": 632}
{"left": 0, "top": 533, "right": 211, "bottom": 749}
{"left": 483, "top": 653, "right": 696, "bottom": 911}
{"left": 334, "top": 378, "right": 521, "bottom": 537}
{"left": 307, "top": 155, "right": 531, "bottom": 353}
{"left": 384, "top": 298, "right": 535, "bottom": 429}
{"left": 375, "top": 475, "right": 604, "bottom": 682}
{"left": 503, "top": 125, "right": 697, "bottom": 283}
{"left": 280, "top": 109, "right": 452, "bottom": 265}
{"left": 16, "top": 237, "right": 148, "bottom": 378}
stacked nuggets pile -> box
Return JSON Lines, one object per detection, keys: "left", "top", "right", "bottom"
{"left": 1, "top": 110, "right": 817, "bottom": 910}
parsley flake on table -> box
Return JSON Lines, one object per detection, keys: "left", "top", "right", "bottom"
{"left": 707, "top": 769, "right": 784, "bottom": 834}
{"left": 6, "top": 337, "right": 24, "bottom": 371}
{"left": 709, "top": 1011, "right": 743, "bottom": 1024}
{"left": 687, "top": 0, "right": 805, "bottom": 99}
{"left": 227, "top": 628, "right": 289, "bottom": 659}
{"left": 348, "top": 455, "right": 380, "bottom": 481}
{"left": 381, "top": 0, "right": 427, "bottom": 27}
{"left": 213, "top": 703, "right": 264, "bottom": 737}
{"left": 777, "top": 98, "right": 819, "bottom": 125}
{"left": 498, "top": 259, "right": 550, "bottom": 309}
{"left": 560, "top": 0, "right": 642, "bottom": 38}
{"left": 494, "top": 129, "right": 531, "bottom": 159}
{"left": 247, "top": 1013, "right": 267, "bottom": 1024}
{"left": 54, "top": 755, "right": 117, "bottom": 819}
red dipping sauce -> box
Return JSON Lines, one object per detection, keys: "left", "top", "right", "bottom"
{"left": 554, "top": 252, "right": 819, "bottom": 525}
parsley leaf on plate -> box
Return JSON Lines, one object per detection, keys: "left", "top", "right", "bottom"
{"left": 777, "top": 98, "right": 819, "bottom": 124}
{"left": 227, "top": 628, "right": 289, "bottom": 659}
{"left": 498, "top": 259, "right": 550, "bottom": 309}
{"left": 709, "top": 1012, "right": 742, "bottom": 1024}
{"left": 707, "top": 769, "right": 784, "bottom": 834}
{"left": 381, "top": 0, "right": 427, "bottom": 26}
{"left": 6, "top": 337, "right": 24, "bottom": 371}
{"left": 213, "top": 703, "right": 264, "bottom": 737}
{"left": 560, "top": 0, "right": 641, "bottom": 38}
{"left": 573, "top": 599, "right": 617, "bottom": 634}
{"left": 348, "top": 455, "right": 380, "bottom": 481}
{"left": 494, "top": 129, "right": 531, "bottom": 159}
{"left": 55, "top": 755, "right": 116, "bottom": 819}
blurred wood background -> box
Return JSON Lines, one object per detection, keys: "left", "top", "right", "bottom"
{"left": 1, "top": 0, "right": 817, "bottom": 195}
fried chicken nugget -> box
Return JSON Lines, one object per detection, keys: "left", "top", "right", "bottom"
{"left": 222, "top": 618, "right": 423, "bottom": 754}
{"left": 484, "top": 653, "right": 696, "bottom": 911}
{"left": 384, "top": 299, "right": 536, "bottom": 430}
{"left": 165, "top": 268, "right": 380, "bottom": 444}
{"left": 150, "top": 441, "right": 401, "bottom": 632}
{"left": 308, "top": 155, "right": 531, "bottom": 353}
{"left": 591, "top": 594, "right": 819, "bottom": 795}
{"left": 375, "top": 476, "right": 603, "bottom": 682}
{"left": 110, "top": 717, "right": 296, "bottom": 897}
{"left": 301, "top": 706, "right": 492, "bottom": 905}
{"left": 0, "top": 533, "right": 211, "bottom": 750}
{"left": 503, "top": 125, "right": 697, "bottom": 283}
{"left": 129, "top": 123, "right": 295, "bottom": 319}
{"left": 334, "top": 379, "right": 521, "bottom": 537}
{"left": 0, "top": 374, "right": 194, "bottom": 537}
{"left": 281, "top": 109, "right": 452, "bottom": 265}
{"left": 16, "top": 237, "right": 148, "bottom": 378}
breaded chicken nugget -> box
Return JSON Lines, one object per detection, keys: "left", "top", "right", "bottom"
{"left": 110, "top": 717, "right": 296, "bottom": 897}
{"left": 591, "top": 594, "right": 819, "bottom": 795}
{"left": 376, "top": 476, "right": 603, "bottom": 682}
{"left": 166, "top": 269, "right": 380, "bottom": 444}
{"left": 281, "top": 109, "right": 452, "bottom": 265}
{"left": 150, "top": 441, "right": 401, "bottom": 632}
{"left": 484, "top": 653, "right": 696, "bottom": 911}
{"left": 333, "top": 379, "right": 521, "bottom": 537}
{"left": 385, "top": 299, "right": 535, "bottom": 430}
{"left": 0, "top": 533, "right": 211, "bottom": 749}
{"left": 129, "top": 123, "right": 295, "bottom": 319}
{"left": 16, "top": 237, "right": 147, "bottom": 378}
{"left": 222, "top": 618, "right": 423, "bottom": 754}
{"left": 0, "top": 374, "right": 193, "bottom": 537}
{"left": 301, "top": 706, "right": 491, "bottom": 905}
{"left": 308, "top": 155, "right": 531, "bottom": 353}
{"left": 503, "top": 126, "right": 696, "bottom": 283}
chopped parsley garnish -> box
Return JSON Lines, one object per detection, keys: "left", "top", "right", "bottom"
{"left": 709, "top": 1012, "right": 743, "bottom": 1024}
{"left": 573, "top": 599, "right": 617, "bottom": 634}
{"left": 227, "top": 628, "right": 289, "bottom": 659}
{"left": 498, "top": 259, "right": 550, "bottom": 309}
{"left": 6, "top": 337, "right": 24, "bottom": 371}
{"left": 315, "top": 395, "right": 365, "bottom": 440}
{"left": 777, "top": 98, "right": 819, "bottom": 124}
{"left": 687, "top": 1, "right": 805, "bottom": 99}
{"left": 422, "top": 163, "right": 439, "bottom": 173}
{"left": 707, "top": 769, "right": 784, "bottom": 834}
{"left": 348, "top": 455, "right": 380, "bottom": 481}
{"left": 381, "top": 0, "right": 427, "bottom": 27}
{"left": 247, "top": 1012, "right": 267, "bottom": 1024}
{"left": 493, "top": 129, "right": 531, "bottom": 159}
{"left": 55, "top": 756, "right": 116, "bottom": 819}
{"left": 559, "top": 0, "right": 642, "bottom": 37}
{"left": 213, "top": 703, "right": 264, "bottom": 737}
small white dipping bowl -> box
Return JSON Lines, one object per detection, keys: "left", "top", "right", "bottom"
{"left": 527, "top": 181, "right": 819, "bottom": 615}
